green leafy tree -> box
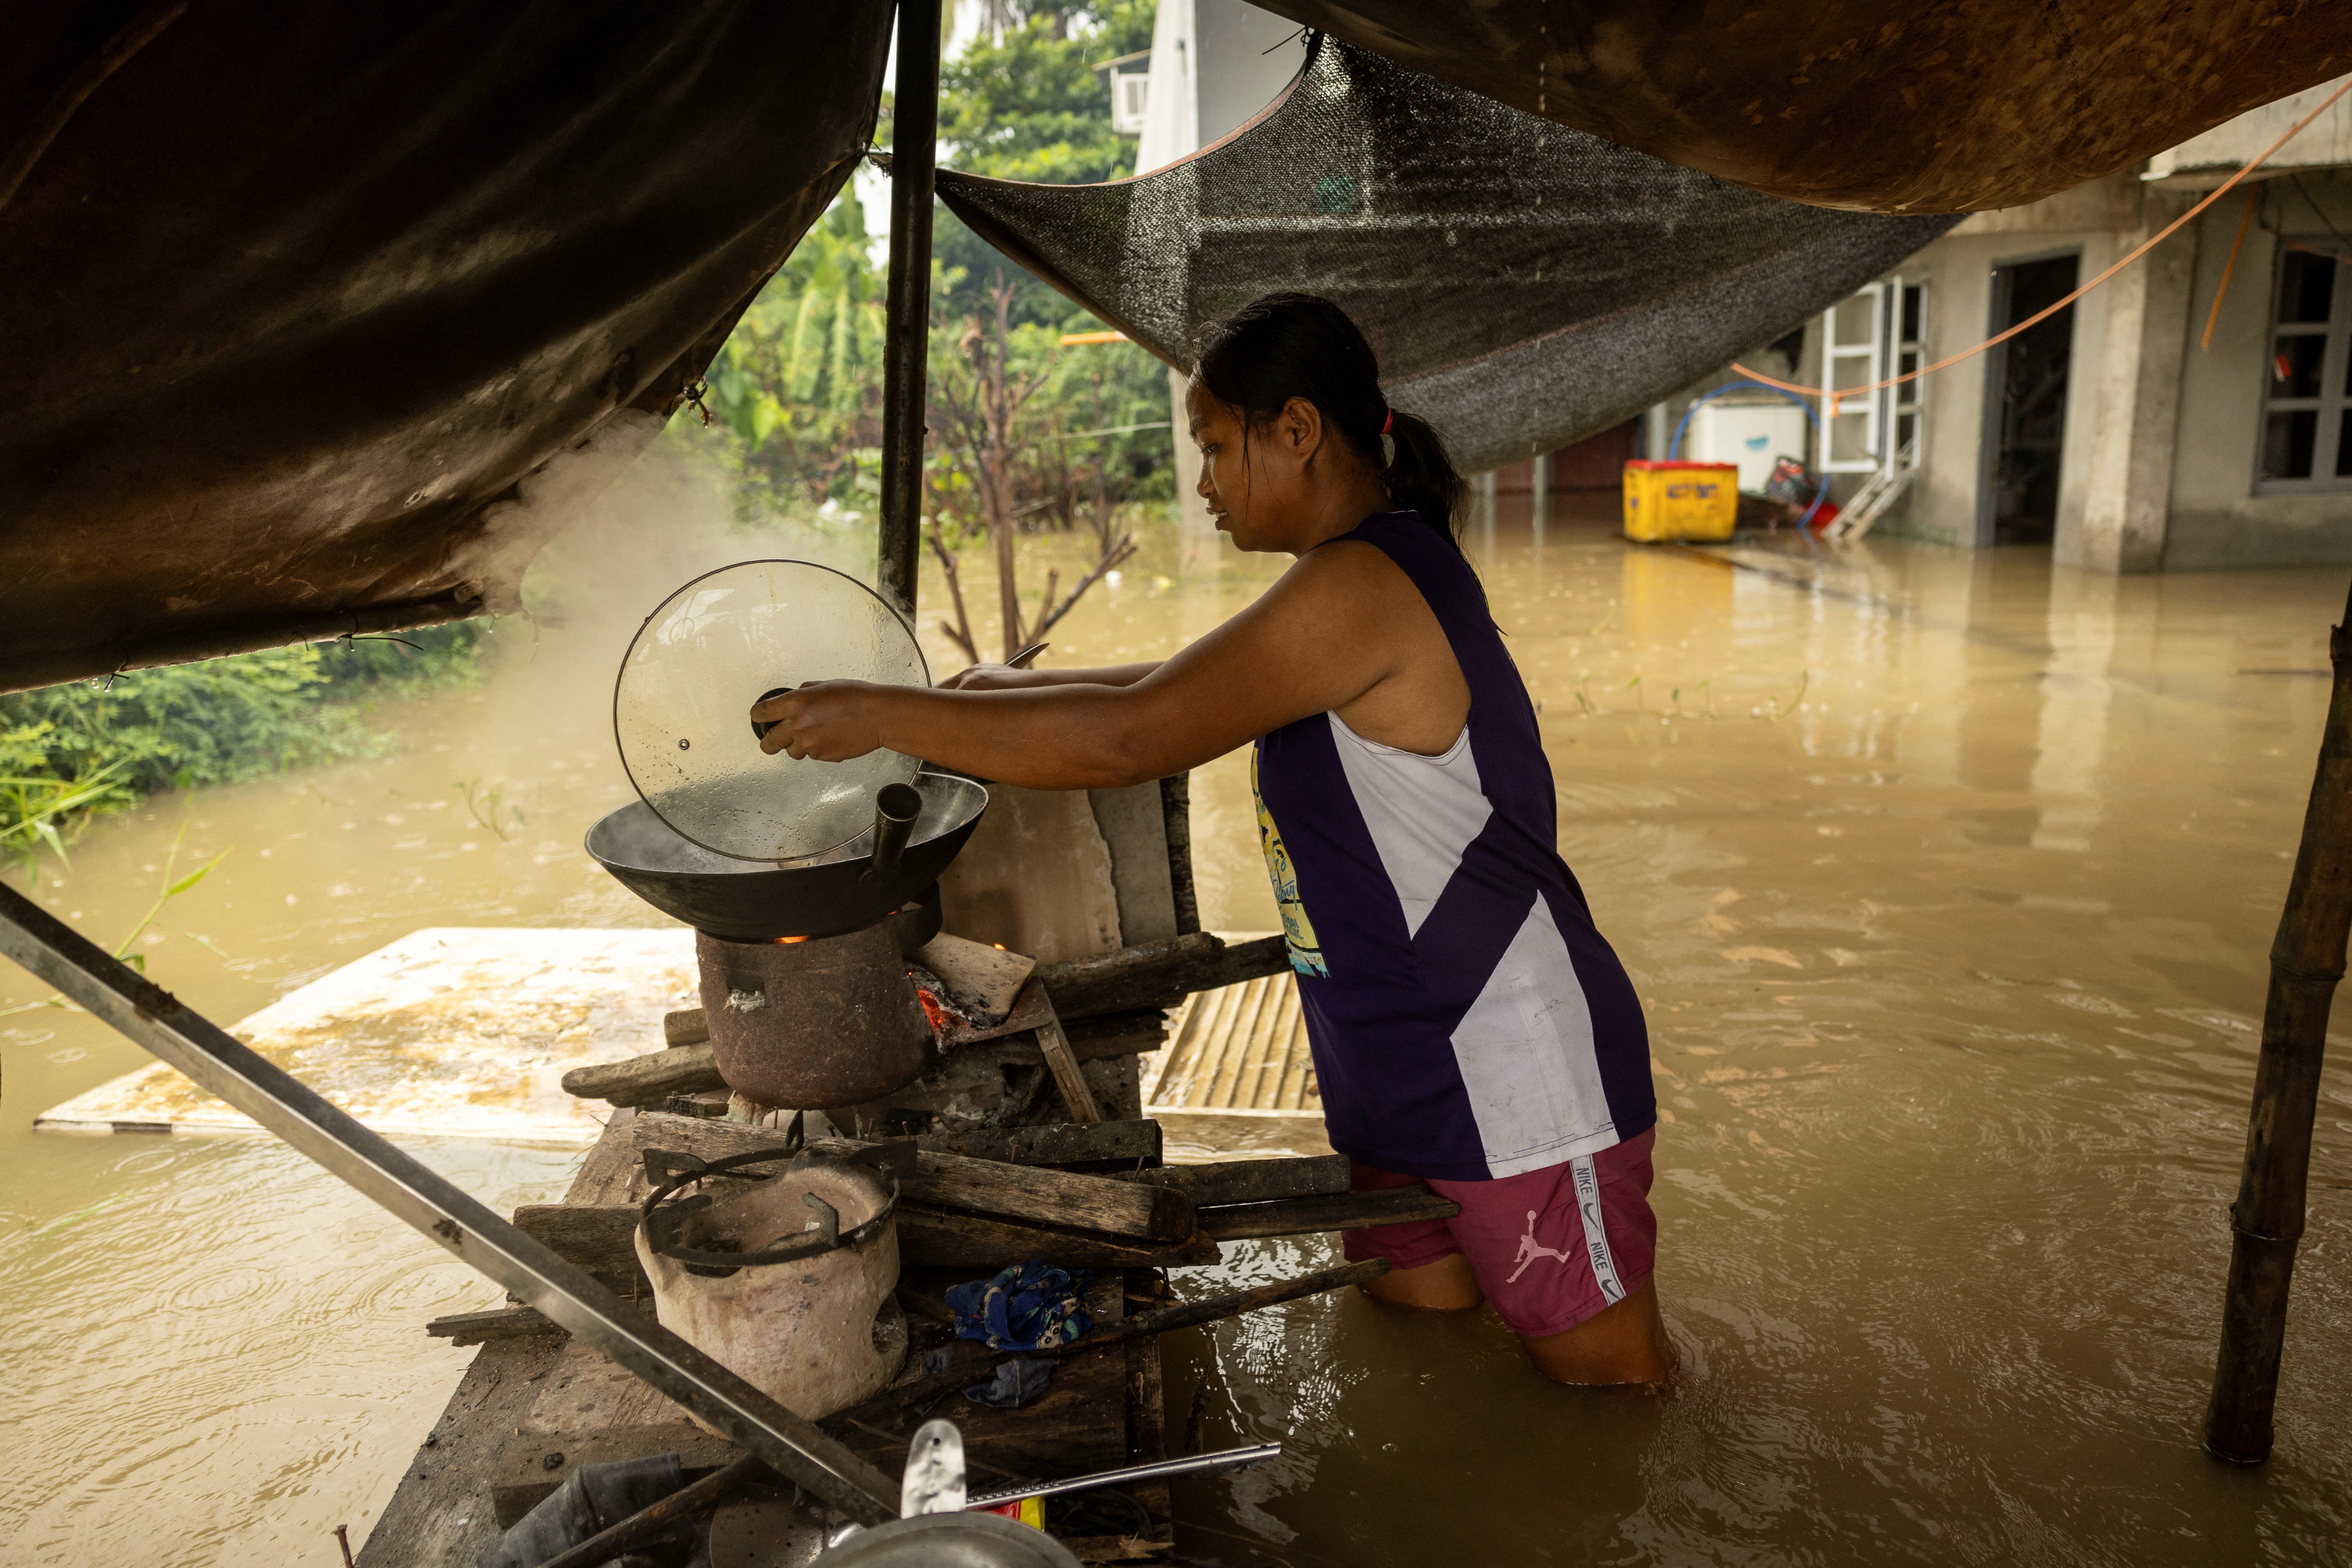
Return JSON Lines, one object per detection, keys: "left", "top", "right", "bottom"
{"left": 918, "top": 1, "right": 1166, "bottom": 656}
{"left": 686, "top": 1, "right": 1172, "bottom": 655}
{"left": 701, "top": 193, "right": 890, "bottom": 514}
{"left": 0, "top": 624, "right": 482, "bottom": 876}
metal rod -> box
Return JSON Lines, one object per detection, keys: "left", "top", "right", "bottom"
{"left": 533, "top": 1453, "right": 766, "bottom": 1568}
{"left": 878, "top": 0, "right": 943, "bottom": 619}
{"left": 964, "top": 1444, "right": 1282, "bottom": 1510}
{"left": 2203, "top": 574, "right": 2352, "bottom": 1463}
{"left": 0, "top": 880, "right": 899, "bottom": 1525}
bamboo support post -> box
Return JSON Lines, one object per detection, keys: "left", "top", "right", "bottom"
{"left": 876, "top": 0, "right": 941, "bottom": 618}
{"left": 2203, "top": 577, "right": 2352, "bottom": 1463}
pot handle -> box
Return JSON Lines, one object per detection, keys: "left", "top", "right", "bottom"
{"left": 749, "top": 686, "right": 796, "bottom": 741}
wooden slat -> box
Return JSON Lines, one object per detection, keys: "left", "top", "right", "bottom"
{"left": 1196, "top": 1186, "right": 1458, "bottom": 1241}
{"left": 627, "top": 1117, "right": 1196, "bottom": 1240}
{"left": 512, "top": 1204, "right": 646, "bottom": 1297}
{"left": 490, "top": 1423, "right": 738, "bottom": 1529}
{"left": 1033, "top": 931, "right": 1289, "bottom": 1018}
{"left": 560, "top": 1043, "right": 723, "bottom": 1107}
{"left": 1118, "top": 1154, "right": 1349, "bottom": 1208}
{"left": 565, "top": 1105, "right": 645, "bottom": 1205}
{"left": 895, "top": 1205, "right": 1221, "bottom": 1269}
{"left": 424, "top": 1306, "right": 565, "bottom": 1345}
{"left": 915, "top": 1119, "right": 1160, "bottom": 1166}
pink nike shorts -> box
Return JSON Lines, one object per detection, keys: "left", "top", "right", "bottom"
{"left": 1343, "top": 1128, "right": 1659, "bottom": 1339}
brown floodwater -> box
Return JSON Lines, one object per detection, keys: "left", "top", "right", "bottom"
{"left": 3, "top": 470, "right": 2349, "bottom": 1565}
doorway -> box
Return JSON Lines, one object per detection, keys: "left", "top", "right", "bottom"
{"left": 1979, "top": 254, "right": 2079, "bottom": 546}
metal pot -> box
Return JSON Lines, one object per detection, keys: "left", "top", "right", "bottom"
{"left": 817, "top": 1513, "right": 1083, "bottom": 1567}
{"left": 585, "top": 771, "right": 987, "bottom": 941}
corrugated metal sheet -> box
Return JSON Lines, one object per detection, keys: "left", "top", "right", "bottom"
{"left": 1146, "top": 964, "right": 1320, "bottom": 1116}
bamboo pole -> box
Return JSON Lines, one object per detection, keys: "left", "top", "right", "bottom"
{"left": 877, "top": 0, "right": 942, "bottom": 619}
{"left": 2203, "top": 575, "right": 2352, "bottom": 1463}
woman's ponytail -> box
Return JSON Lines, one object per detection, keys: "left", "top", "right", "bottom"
{"left": 1380, "top": 407, "right": 1465, "bottom": 549}
{"left": 1193, "top": 292, "right": 1471, "bottom": 559}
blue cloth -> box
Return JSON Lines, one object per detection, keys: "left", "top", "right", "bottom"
{"left": 920, "top": 1346, "right": 1057, "bottom": 1409}
{"left": 945, "top": 1260, "right": 1093, "bottom": 1350}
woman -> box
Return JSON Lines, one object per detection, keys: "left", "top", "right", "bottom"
{"left": 755, "top": 293, "right": 1671, "bottom": 1386}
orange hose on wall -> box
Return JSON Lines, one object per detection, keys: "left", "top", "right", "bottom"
{"left": 1732, "top": 78, "right": 2352, "bottom": 416}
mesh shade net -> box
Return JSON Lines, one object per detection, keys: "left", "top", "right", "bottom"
{"left": 938, "top": 36, "right": 1959, "bottom": 474}
{"left": 1242, "top": 0, "right": 2352, "bottom": 213}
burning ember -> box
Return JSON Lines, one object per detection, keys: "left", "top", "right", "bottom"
{"left": 771, "top": 935, "right": 811, "bottom": 945}
{"left": 914, "top": 984, "right": 957, "bottom": 1035}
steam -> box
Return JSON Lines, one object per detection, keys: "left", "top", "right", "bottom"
{"left": 463, "top": 425, "right": 873, "bottom": 796}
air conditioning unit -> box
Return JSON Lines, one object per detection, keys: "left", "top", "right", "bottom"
{"left": 1113, "top": 70, "right": 1149, "bottom": 135}
{"left": 1684, "top": 400, "right": 1809, "bottom": 494}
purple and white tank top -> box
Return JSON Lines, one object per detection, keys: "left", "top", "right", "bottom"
{"left": 1251, "top": 511, "right": 1654, "bottom": 1182}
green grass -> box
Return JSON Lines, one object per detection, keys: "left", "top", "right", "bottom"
{"left": 0, "top": 622, "right": 485, "bottom": 878}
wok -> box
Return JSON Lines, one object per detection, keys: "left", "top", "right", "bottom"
{"left": 587, "top": 772, "right": 987, "bottom": 942}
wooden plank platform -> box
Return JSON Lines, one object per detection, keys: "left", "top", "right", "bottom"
{"left": 357, "top": 1105, "right": 1174, "bottom": 1565}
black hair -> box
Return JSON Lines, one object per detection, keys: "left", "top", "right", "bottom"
{"left": 1192, "top": 291, "right": 1467, "bottom": 555}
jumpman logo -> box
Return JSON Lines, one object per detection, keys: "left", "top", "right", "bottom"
{"left": 1508, "top": 1208, "right": 1575, "bottom": 1283}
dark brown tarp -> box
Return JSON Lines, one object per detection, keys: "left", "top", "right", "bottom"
{"left": 1246, "top": 0, "right": 2352, "bottom": 213}
{"left": 938, "top": 38, "right": 1956, "bottom": 475}
{"left": 0, "top": 1, "right": 891, "bottom": 693}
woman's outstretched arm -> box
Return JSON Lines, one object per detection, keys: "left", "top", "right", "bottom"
{"left": 752, "top": 543, "right": 1421, "bottom": 790}
{"left": 941, "top": 661, "right": 1160, "bottom": 692}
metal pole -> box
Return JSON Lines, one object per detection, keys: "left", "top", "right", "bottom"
{"left": 963, "top": 1444, "right": 1283, "bottom": 1510}
{"left": 0, "top": 880, "right": 899, "bottom": 1525}
{"left": 878, "top": 0, "right": 943, "bottom": 620}
{"left": 2203, "top": 575, "right": 2352, "bottom": 1463}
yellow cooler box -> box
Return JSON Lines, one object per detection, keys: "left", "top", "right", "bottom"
{"left": 1622, "top": 460, "right": 1738, "bottom": 542}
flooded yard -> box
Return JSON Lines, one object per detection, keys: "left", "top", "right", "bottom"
{"left": 3, "top": 485, "right": 2349, "bottom": 1564}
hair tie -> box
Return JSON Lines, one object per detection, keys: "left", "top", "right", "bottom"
{"left": 1380, "top": 408, "right": 1394, "bottom": 436}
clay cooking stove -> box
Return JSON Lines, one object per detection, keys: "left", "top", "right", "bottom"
{"left": 588, "top": 771, "right": 991, "bottom": 1110}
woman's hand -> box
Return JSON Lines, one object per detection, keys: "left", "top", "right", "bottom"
{"left": 751, "top": 681, "right": 887, "bottom": 760}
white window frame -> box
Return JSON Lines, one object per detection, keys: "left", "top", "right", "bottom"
{"left": 2254, "top": 238, "right": 2352, "bottom": 495}
{"left": 1818, "top": 278, "right": 1927, "bottom": 477}
{"left": 1819, "top": 283, "right": 1886, "bottom": 473}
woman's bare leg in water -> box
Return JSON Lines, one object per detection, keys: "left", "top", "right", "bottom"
{"left": 1523, "top": 1280, "right": 1674, "bottom": 1387}
{"left": 1363, "top": 1260, "right": 1674, "bottom": 1386}
{"left": 1359, "top": 1252, "right": 1484, "bottom": 1310}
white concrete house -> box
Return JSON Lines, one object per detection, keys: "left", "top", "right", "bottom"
{"left": 1761, "top": 78, "right": 2352, "bottom": 573}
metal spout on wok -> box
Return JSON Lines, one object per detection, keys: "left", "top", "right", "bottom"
{"left": 866, "top": 783, "right": 922, "bottom": 883}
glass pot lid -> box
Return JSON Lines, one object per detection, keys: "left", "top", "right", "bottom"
{"left": 613, "top": 559, "right": 928, "bottom": 863}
